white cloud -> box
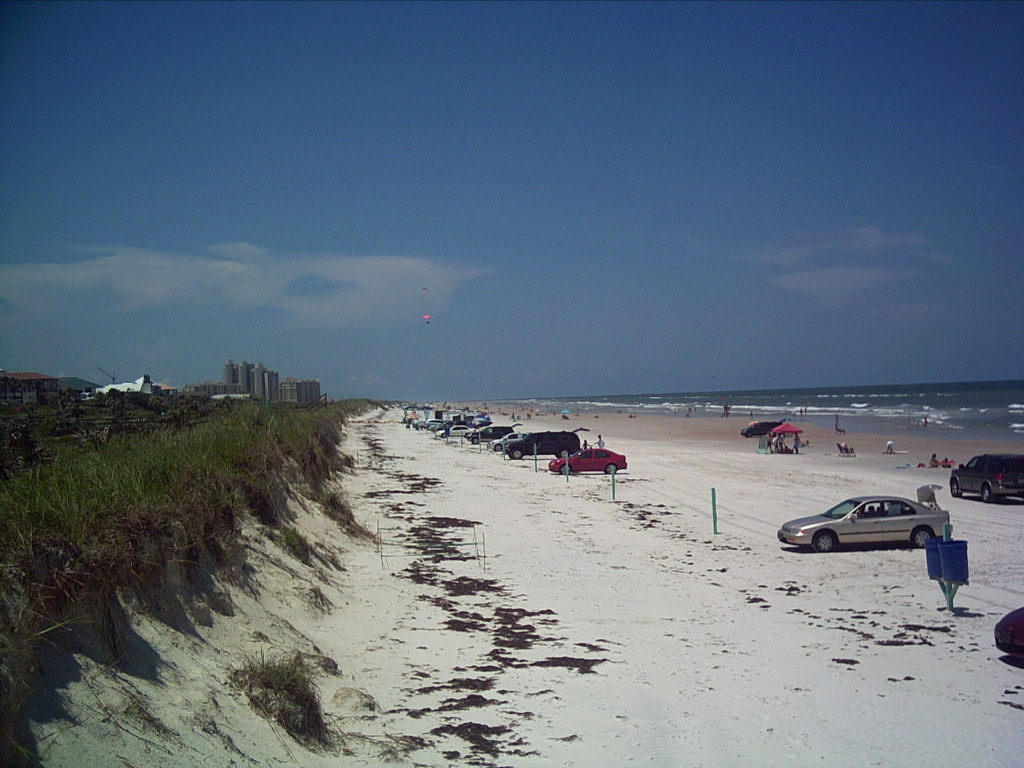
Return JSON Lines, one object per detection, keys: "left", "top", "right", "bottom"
{"left": 917, "top": 250, "right": 953, "bottom": 264}
{"left": 866, "top": 301, "right": 936, "bottom": 322}
{"left": 752, "top": 245, "right": 813, "bottom": 266}
{"left": 770, "top": 266, "right": 915, "bottom": 306}
{"left": 755, "top": 226, "right": 933, "bottom": 265}
{"left": 207, "top": 241, "right": 269, "bottom": 259}
{"left": 753, "top": 226, "right": 947, "bottom": 307}
{"left": 0, "top": 245, "right": 489, "bottom": 325}
{"left": 850, "top": 226, "right": 927, "bottom": 250}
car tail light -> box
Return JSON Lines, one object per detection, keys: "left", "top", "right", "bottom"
{"left": 995, "top": 472, "right": 1004, "bottom": 484}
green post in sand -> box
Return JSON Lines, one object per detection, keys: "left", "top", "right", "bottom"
{"left": 610, "top": 465, "right": 617, "bottom": 500}
{"left": 564, "top": 458, "right": 571, "bottom": 482}
{"left": 533, "top": 442, "right": 538, "bottom": 472}
{"left": 712, "top": 487, "right": 719, "bottom": 534}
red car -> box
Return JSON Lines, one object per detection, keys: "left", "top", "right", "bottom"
{"left": 995, "top": 607, "right": 1024, "bottom": 658}
{"left": 548, "top": 449, "right": 627, "bottom": 475}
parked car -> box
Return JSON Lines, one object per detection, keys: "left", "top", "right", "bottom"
{"left": 995, "top": 607, "right": 1024, "bottom": 659}
{"left": 949, "top": 454, "right": 1024, "bottom": 502}
{"left": 472, "top": 415, "right": 493, "bottom": 427}
{"left": 549, "top": 449, "right": 627, "bottom": 474}
{"left": 777, "top": 486, "right": 949, "bottom": 553}
{"left": 503, "top": 431, "right": 581, "bottom": 460}
{"left": 418, "top": 419, "right": 445, "bottom": 432}
{"left": 490, "top": 432, "right": 525, "bottom": 452}
{"left": 741, "top": 421, "right": 784, "bottom": 437}
{"left": 442, "top": 424, "right": 473, "bottom": 439}
{"left": 468, "top": 425, "right": 515, "bottom": 445}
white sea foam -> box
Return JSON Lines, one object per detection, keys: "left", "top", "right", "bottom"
{"left": 497, "top": 382, "right": 1024, "bottom": 441}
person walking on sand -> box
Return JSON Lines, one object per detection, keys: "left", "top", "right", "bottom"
{"left": 596, "top": 435, "right": 605, "bottom": 449}
{"left": 886, "top": 440, "right": 894, "bottom": 454}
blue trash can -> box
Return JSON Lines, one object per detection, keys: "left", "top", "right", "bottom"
{"left": 924, "top": 537, "right": 942, "bottom": 580}
{"left": 938, "top": 539, "right": 969, "bottom": 583}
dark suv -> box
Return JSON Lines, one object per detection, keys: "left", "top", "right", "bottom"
{"left": 467, "top": 425, "right": 515, "bottom": 445}
{"left": 740, "top": 421, "right": 784, "bottom": 438}
{"left": 950, "top": 454, "right": 1024, "bottom": 502}
{"left": 503, "top": 431, "right": 581, "bottom": 460}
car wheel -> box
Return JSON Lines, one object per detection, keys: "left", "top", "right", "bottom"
{"left": 493, "top": 443, "right": 503, "bottom": 452}
{"left": 511, "top": 449, "right": 524, "bottom": 460}
{"left": 911, "top": 526, "right": 934, "bottom": 548}
{"left": 812, "top": 530, "right": 837, "bottom": 553}
{"left": 981, "top": 483, "right": 995, "bottom": 503}
{"left": 604, "top": 464, "right": 617, "bottom": 474}
{"left": 469, "top": 436, "right": 479, "bottom": 445}
{"left": 949, "top": 478, "right": 962, "bottom": 498}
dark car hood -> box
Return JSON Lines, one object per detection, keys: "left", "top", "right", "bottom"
{"left": 996, "top": 607, "right": 1024, "bottom": 629}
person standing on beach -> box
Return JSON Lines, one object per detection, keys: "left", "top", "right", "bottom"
{"left": 596, "top": 435, "right": 605, "bottom": 449}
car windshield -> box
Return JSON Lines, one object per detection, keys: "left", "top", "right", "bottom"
{"left": 821, "top": 500, "right": 859, "bottom": 519}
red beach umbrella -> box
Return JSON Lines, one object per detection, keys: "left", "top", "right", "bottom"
{"left": 770, "top": 423, "right": 803, "bottom": 435}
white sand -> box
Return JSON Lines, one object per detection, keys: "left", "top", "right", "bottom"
{"left": 30, "top": 408, "right": 1024, "bottom": 767}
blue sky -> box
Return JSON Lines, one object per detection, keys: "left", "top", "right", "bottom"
{"left": 2, "top": 1, "right": 1022, "bottom": 401}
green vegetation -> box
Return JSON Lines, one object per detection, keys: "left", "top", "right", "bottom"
{"left": 321, "top": 490, "right": 375, "bottom": 542}
{"left": 230, "top": 651, "right": 332, "bottom": 748}
{"left": 279, "top": 524, "right": 314, "bottom": 565}
{"left": 0, "top": 397, "right": 378, "bottom": 765}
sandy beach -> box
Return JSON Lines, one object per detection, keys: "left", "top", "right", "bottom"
{"left": 31, "top": 407, "right": 1024, "bottom": 767}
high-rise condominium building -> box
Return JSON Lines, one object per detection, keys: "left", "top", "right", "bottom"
{"left": 279, "top": 377, "right": 321, "bottom": 406}
{"left": 223, "top": 359, "right": 279, "bottom": 402}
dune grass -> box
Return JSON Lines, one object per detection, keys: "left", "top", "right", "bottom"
{"left": 1, "top": 401, "right": 370, "bottom": 571}
{"left": 230, "top": 651, "right": 332, "bottom": 748}
{"left": 0, "top": 397, "right": 377, "bottom": 765}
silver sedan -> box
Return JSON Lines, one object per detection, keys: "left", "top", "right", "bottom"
{"left": 777, "top": 486, "right": 949, "bottom": 553}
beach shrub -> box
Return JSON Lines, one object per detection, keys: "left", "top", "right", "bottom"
{"left": 320, "top": 491, "right": 375, "bottom": 541}
{"left": 230, "top": 651, "right": 332, "bottom": 748}
{"left": 279, "top": 525, "right": 313, "bottom": 565}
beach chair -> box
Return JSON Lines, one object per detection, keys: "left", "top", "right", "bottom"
{"left": 836, "top": 442, "right": 856, "bottom": 457}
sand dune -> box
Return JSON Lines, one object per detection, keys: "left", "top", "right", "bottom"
{"left": 31, "top": 408, "right": 1024, "bottom": 766}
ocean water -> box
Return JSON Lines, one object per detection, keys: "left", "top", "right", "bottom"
{"left": 502, "top": 379, "right": 1024, "bottom": 443}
